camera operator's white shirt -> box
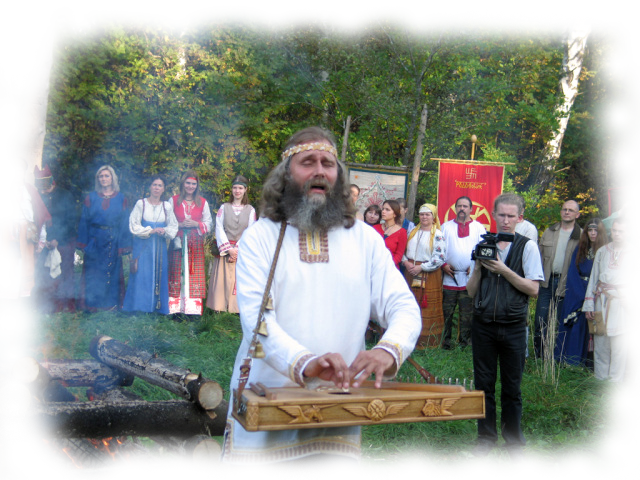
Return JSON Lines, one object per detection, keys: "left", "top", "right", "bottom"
{"left": 469, "top": 238, "right": 544, "bottom": 282}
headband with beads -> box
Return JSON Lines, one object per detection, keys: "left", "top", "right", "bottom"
{"left": 281, "top": 142, "right": 338, "bottom": 162}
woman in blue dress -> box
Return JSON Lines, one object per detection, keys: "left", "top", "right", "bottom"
{"left": 123, "top": 175, "right": 178, "bottom": 314}
{"left": 77, "top": 165, "right": 132, "bottom": 311}
{"left": 556, "top": 218, "right": 608, "bottom": 366}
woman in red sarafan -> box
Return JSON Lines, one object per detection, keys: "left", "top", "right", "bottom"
{"left": 168, "top": 170, "right": 213, "bottom": 317}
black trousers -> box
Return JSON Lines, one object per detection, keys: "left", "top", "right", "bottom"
{"left": 472, "top": 318, "right": 527, "bottom": 447}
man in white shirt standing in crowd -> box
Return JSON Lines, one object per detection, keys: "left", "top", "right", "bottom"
{"left": 440, "top": 196, "right": 486, "bottom": 349}
{"left": 222, "top": 126, "right": 420, "bottom": 464}
{"left": 533, "top": 200, "right": 582, "bottom": 359}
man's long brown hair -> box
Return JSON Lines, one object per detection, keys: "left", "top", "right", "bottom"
{"left": 259, "top": 126, "right": 356, "bottom": 228}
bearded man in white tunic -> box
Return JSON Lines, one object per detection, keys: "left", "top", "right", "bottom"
{"left": 222, "top": 126, "right": 421, "bottom": 464}
{"left": 582, "top": 218, "right": 640, "bottom": 383}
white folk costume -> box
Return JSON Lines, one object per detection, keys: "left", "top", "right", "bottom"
{"left": 222, "top": 219, "right": 421, "bottom": 463}
{"left": 582, "top": 243, "right": 628, "bottom": 382}
{"left": 206, "top": 203, "right": 256, "bottom": 313}
{"left": 440, "top": 219, "right": 487, "bottom": 290}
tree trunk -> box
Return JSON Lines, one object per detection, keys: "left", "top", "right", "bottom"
{"left": 341, "top": 115, "right": 351, "bottom": 163}
{"left": 89, "top": 335, "right": 223, "bottom": 412}
{"left": 407, "top": 105, "right": 428, "bottom": 220}
{"left": 40, "top": 358, "right": 134, "bottom": 390}
{"left": 37, "top": 399, "right": 228, "bottom": 438}
{"left": 18, "top": 14, "right": 55, "bottom": 182}
{"left": 535, "top": 30, "right": 589, "bottom": 191}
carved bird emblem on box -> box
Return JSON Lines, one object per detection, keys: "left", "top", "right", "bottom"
{"left": 421, "top": 397, "right": 459, "bottom": 417}
{"left": 278, "top": 404, "right": 336, "bottom": 424}
{"left": 343, "top": 399, "right": 409, "bottom": 422}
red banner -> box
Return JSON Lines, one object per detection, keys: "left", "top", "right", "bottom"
{"left": 437, "top": 161, "right": 505, "bottom": 232}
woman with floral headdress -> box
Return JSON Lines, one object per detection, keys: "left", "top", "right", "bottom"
{"left": 77, "top": 165, "right": 131, "bottom": 311}
{"left": 401, "top": 203, "right": 446, "bottom": 348}
{"left": 206, "top": 175, "right": 256, "bottom": 313}
{"left": 0, "top": 157, "right": 51, "bottom": 313}
{"left": 168, "top": 170, "right": 213, "bottom": 317}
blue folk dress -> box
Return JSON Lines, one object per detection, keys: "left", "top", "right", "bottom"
{"left": 77, "top": 191, "right": 131, "bottom": 310}
{"left": 555, "top": 248, "right": 594, "bottom": 366}
{"left": 123, "top": 199, "right": 177, "bottom": 314}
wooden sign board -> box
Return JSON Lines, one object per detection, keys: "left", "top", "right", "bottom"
{"left": 233, "top": 381, "right": 485, "bottom": 432}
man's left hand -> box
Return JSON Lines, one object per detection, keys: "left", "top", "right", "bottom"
{"left": 479, "top": 256, "right": 509, "bottom": 275}
{"left": 349, "top": 349, "right": 395, "bottom": 389}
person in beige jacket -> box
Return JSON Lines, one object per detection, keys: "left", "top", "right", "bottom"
{"left": 533, "top": 200, "right": 582, "bottom": 358}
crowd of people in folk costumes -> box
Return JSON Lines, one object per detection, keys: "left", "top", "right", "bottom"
{"left": 28, "top": 165, "right": 254, "bottom": 320}
{"left": 16, "top": 126, "right": 627, "bottom": 463}
{"left": 25, "top": 158, "right": 626, "bottom": 383}
{"left": 353, "top": 188, "right": 627, "bottom": 384}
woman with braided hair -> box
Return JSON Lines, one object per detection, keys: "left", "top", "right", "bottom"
{"left": 401, "top": 203, "right": 446, "bottom": 348}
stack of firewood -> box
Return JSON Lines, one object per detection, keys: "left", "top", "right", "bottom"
{"left": 0, "top": 336, "right": 228, "bottom": 480}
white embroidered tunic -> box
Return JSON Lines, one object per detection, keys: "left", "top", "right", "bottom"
{"left": 223, "top": 219, "right": 421, "bottom": 463}
{"left": 582, "top": 243, "right": 628, "bottom": 336}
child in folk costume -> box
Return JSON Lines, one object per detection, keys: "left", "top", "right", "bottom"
{"left": 168, "top": 170, "right": 213, "bottom": 316}
{"left": 207, "top": 175, "right": 256, "bottom": 313}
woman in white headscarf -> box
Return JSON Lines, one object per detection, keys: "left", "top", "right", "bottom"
{"left": 401, "top": 203, "right": 446, "bottom": 348}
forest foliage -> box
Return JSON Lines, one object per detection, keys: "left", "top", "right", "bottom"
{"left": 43, "top": 24, "right": 610, "bottom": 230}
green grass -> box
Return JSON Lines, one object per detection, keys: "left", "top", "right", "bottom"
{"left": 29, "top": 307, "right": 607, "bottom": 460}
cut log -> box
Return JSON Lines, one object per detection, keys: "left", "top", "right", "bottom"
{"left": 184, "top": 435, "right": 222, "bottom": 472}
{"left": 89, "top": 335, "right": 223, "bottom": 412}
{"left": 37, "top": 399, "right": 228, "bottom": 438}
{"left": 185, "top": 375, "right": 224, "bottom": 411}
{"left": 24, "top": 357, "right": 77, "bottom": 402}
{"left": 0, "top": 375, "right": 31, "bottom": 414}
{"left": 41, "top": 358, "right": 134, "bottom": 391}
{"left": 11, "top": 357, "right": 51, "bottom": 398}
{"left": 151, "top": 435, "right": 222, "bottom": 473}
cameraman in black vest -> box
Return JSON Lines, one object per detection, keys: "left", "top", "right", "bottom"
{"left": 466, "top": 193, "right": 544, "bottom": 457}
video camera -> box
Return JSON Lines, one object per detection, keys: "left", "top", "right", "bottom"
{"left": 471, "top": 232, "right": 515, "bottom": 261}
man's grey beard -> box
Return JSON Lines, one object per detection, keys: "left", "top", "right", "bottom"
{"left": 281, "top": 174, "right": 347, "bottom": 233}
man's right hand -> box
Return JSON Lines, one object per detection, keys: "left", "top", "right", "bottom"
{"left": 303, "top": 352, "right": 350, "bottom": 389}
{"left": 442, "top": 264, "right": 454, "bottom": 277}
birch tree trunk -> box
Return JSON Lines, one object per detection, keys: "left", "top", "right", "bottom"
{"left": 176, "top": 14, "right": 191, "bottom": 79}
{"left": 18, "top": 14, "right": 55, "bottom": 182}
{"left": 536, "top": 30, "right": 589, "bottom": 191}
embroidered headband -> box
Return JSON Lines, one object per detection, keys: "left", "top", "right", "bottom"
{"left": 186, "top": 177, "right": 197, "bottom": 182}
{"left": 281, "top": 142, "right": 338, "bottom": 162}
{"left": 232, "top": 181, "right": 248, "bottom": 187}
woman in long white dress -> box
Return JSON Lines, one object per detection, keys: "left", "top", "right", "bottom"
{"left": 207, "top": 175, "right": 256, "bottom": 313}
